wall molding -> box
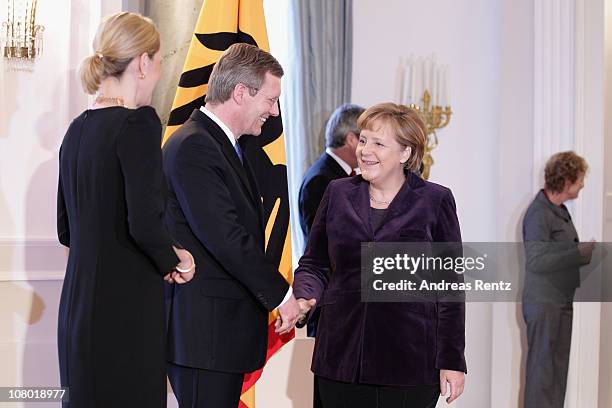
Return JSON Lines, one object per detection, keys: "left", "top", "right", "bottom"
{"left": 533, "top": 0, "right": 576, "bottom": 194}
{"left": 0, "top": 239, "right": 66, "bottom": 282}
{"left": 567, "top": 0, "right": 605, "bottom": 407}
{"left": 532, "top": 0, "right": 604, "bottom": 406}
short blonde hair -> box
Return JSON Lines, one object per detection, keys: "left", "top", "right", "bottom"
{"left": 79, "top": 12, "right": 160, "bottom": 94}
{"left": 357, "top": 103, "right": 427, "bottom": 172}
{"left": 544, "top": 151, "right": 588, "bottom": 193}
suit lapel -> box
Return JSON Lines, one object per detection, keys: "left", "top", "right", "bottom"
{"left": 241, "top": 152, "right": 265, "bottom": 229}
{"left": 383, "top": 172, "right": 423, "bottom": 222}
{"left": 349, "top": 172, "right": 424, "bottom": 238}
{"left": 190, "top": 110, "right": 257, "bottom": 206}
{"left": 348, "top": 177, "right": 374, "bottom": 238}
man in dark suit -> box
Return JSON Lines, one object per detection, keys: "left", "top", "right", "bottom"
{"left": 162, "top": 43, "right": 300, "bottom": 407}
{"left": 298, "top": 104, "right": 364, "bottom": 245}
{"left": 297, "top": 103, "right": 363, "bottom": 408}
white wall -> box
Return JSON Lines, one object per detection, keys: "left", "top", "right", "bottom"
{"left": 352, "top": 1, "right": 506, "bottom": 407}
{"left": 352, "top": 0, "right": 502, "bottom": 243}
{"left": 490, "top": 1, "right": 534, "bottom": 407}
{"left": 600, "top": 0, "right": 612, "bottom": 406}
{"left": 0, "top": 1, "right": 121, "bottom": 407}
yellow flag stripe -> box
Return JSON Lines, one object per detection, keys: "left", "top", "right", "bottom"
{"left": 262, "top": 132, "right": 288, "bottom": 166}
{"left": 172, "top": 84, "right": 209, "bottom": 111}
{"left": 238, "top": 0, "right": 270, "bottom": 50}
{"left": 194, "top": 0, "right": 239, "bottom": 34}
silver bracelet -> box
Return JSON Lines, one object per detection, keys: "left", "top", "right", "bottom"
{"left": 175, "top": 253, "right": 196, "bottom": 273}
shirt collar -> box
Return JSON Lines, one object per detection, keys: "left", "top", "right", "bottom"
{"left": 200, "top": 106, "right": 236, "bottom": 147}
{"left": 536, "top": 189, "right": 572, "bottom": 221}
{"left": 325, "top": 147, "right": 354, "bottom": 176}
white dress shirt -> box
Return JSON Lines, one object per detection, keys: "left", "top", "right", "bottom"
{"left": 325, "top": 147, "right": 351, "bottom": 175}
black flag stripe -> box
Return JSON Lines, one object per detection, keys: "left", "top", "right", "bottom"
{"left": 178, "top": 64, "right": 215, "bottom": 88}
{"left": 167, "top": 95, "right": 206, "bottom": 126}
{"left": 195, "top": 31, "right": 258, "bottom": 51}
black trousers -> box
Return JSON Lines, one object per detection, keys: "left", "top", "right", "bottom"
{"left": 317, "top": 376, "right": 439, "bottom": 408}
{"left": 168, "top": 362, "right": 244, "bottom": 408}
{"left": 523, "top": 302, "right": 573, "bottom": 408}
{"left": 314, "top": 375, "right": 323, "bottom": 408}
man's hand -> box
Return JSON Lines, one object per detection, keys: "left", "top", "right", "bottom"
{"left": 296, "top": 298, "right": 317, "bottom": 324}
{"left": 440, "top": 369, "right": 465, "bottom": 404}
{"left": 275, "top": 294, "right": 300, "bottom": 335}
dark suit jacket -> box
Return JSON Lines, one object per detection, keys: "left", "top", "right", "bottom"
{"left": 522, "top": 190, "right": 587, "bottom": 303}
{"left": 162, "top": 109, "right": 289, "bottom": 373}
{"left": 298, "top": 152, "right": 349, "bottom": 337}
{"left": 293, "top": 173, "right": 467, "bottom": 386}
{"left": 298, "top": 152, "right": 348, "bottom": 241}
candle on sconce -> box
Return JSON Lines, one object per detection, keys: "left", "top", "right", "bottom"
{"left": 400, "top": 54, "right": 450, "bottom": 108}
{"left": 411, "top": 56, "right": 421, "bottom": 104}
{"left": 440, "top": 66, "right": 450, "bottom": 107}
{"left": 410, "top": 56, "right": 417, "bottom": 104}
{"left": 423, "top": 57, "right": 431, "bottom": 102}
{"left": 432, "top": 66, "right": 440, "bottom": 106}
{"left": 445, "top": 67, "right": 451, "bottom": 107}
{"left": 396, "top": 57, "right": 405, "bottom": 104}
{"left": 401, "top": 56, "right": 414, "bottom": 105}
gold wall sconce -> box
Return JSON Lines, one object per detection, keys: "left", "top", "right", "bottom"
{"left": 399, "top": 55, "right": 452, "bottom": 180}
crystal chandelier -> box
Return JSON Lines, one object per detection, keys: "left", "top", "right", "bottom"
{"left": 2, "top": 0, "right": 44, "bottom": 71}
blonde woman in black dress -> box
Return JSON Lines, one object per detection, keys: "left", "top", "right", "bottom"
{"left": 57, "top": 12, "right": 194, "bottom": 407}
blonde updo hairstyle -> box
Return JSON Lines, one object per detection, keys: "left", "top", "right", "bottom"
{"left": 80, "top": 12, "right": 160, "bottom": 95}
{"left": 357, "top": 102, "right": 427, "bottom": 172}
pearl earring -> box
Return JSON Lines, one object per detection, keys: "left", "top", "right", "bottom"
{"left": 139, "top": 73, "right": 146, "bottom": 79}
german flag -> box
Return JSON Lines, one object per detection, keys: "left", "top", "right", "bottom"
{"left": 162, "top": 1, "right": 293, "bottom": 407}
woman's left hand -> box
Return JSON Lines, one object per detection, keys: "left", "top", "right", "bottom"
{"left": 440, "top": 369, "right": 465, "bottom": 404}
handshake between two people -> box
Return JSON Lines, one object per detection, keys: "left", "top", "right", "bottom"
{"left": 275, "top": 295, "right": 317, "bottom": 335}
{"left": 164, "top": 246, "right": 196, "bottom": 284}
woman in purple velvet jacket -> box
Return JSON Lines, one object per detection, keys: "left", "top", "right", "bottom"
{"left": 292, "top": 103, "right": 466, "bottom": 407}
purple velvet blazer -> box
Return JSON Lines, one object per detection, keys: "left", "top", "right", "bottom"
{"left": 293, "top": 172, "right": 466, "bottom": 386}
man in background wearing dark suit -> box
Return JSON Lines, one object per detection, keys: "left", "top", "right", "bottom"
{"left": 299, "top": 104, "right": 365, "bottom": 243}
{"left": 162, "top": 43, "right": 300, "bottom": 408}
{"left": 297, "top": 103, "right": 364, "bottom": 408}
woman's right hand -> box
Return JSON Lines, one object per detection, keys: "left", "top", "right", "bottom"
{"left": 296, "top": 298, "right": 317, "bottom": 324}
{"left": 166, "top": 246, "right": 195, "bottom": 284}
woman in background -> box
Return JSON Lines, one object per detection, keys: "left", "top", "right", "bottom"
{"left": 522, "top": 151, "right": 594, "bottom": 408}
{"left": 293, "top": 103, "right": 466, "bottom": 407}
{"left": 57, "top": 12, "right": 194, "bottom": 407}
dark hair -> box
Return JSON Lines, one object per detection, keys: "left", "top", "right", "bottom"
{"left": 325, "top": 104, "right": 365, "bottom": 148}
{"left": 544, "top": 151, "right": 588, "bottom": 193}
{"left": 205, "top": 43, "right": 284, "bottom": 105}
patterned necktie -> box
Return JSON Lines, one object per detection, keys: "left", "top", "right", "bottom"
{"left": 234, "top": 142, "right": 244, "bottom": 165}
